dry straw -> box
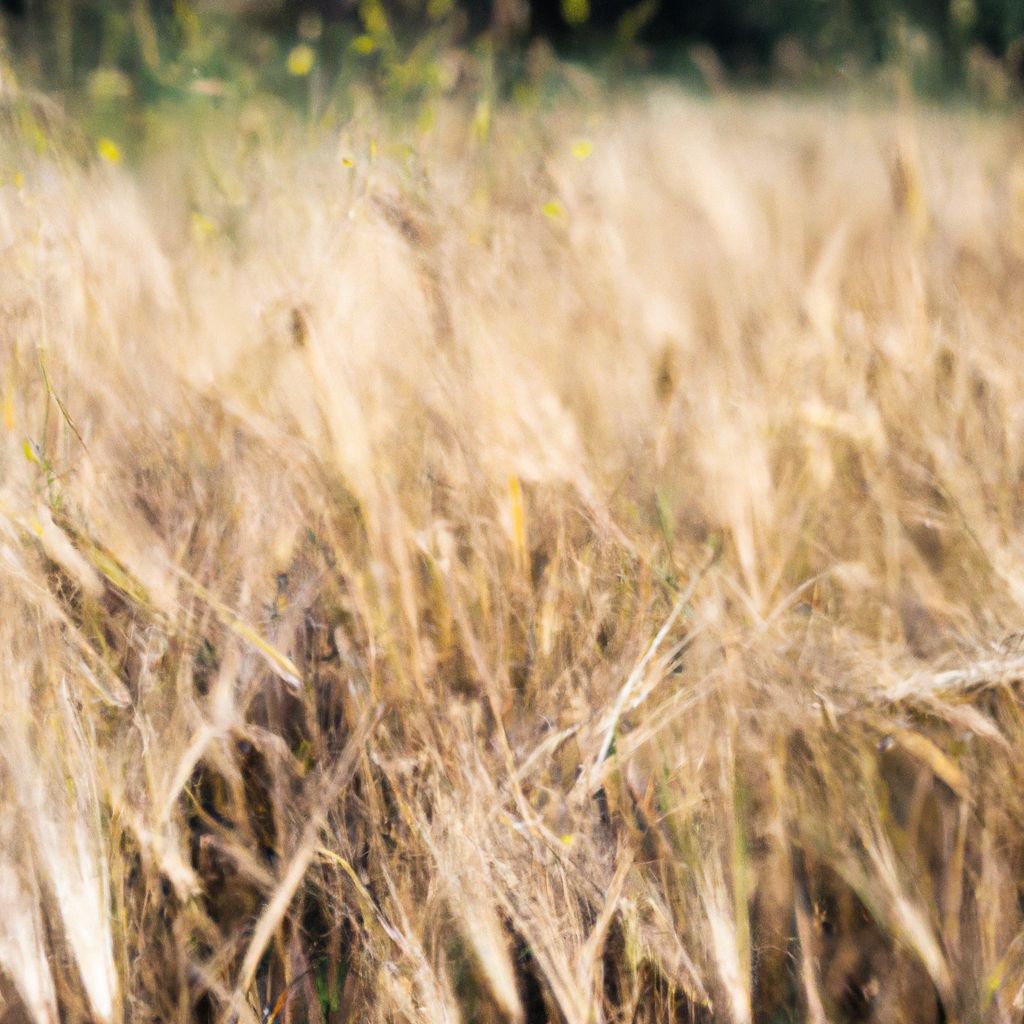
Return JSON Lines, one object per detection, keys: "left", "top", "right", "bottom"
{"left": 2, "top": 81, "right": 1024, "bottom": 1023}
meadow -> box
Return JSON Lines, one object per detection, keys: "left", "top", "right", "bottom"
{"left": 3, "top": 66, "right": 1024, "bottom": 1024}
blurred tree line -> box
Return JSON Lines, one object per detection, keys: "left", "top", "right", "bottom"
{"left": 1, "top": 0, "right": 1022, "bottom": 92}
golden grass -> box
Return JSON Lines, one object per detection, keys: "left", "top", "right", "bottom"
{"left": 3, "top": 76, "right": 1024, "bottom": 1024}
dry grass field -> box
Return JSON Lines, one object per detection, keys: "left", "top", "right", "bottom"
{"left": 4, "top": 71, "right": 1024, "bottom": 1024}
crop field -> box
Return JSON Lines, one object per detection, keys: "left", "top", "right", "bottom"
{"left": 3, "top": 70, "right": 1024, "bottom": 1024}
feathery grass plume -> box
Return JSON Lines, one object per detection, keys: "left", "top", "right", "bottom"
{"left": 0, "top": 817, "right": 58, "bottom": 1024}
{"left": 0, "top": 667, "right": 119, "bottom": 1023}
{"left": 420, "top": 804, "right": 525, "bottom": 1024}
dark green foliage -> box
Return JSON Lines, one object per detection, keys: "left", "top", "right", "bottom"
{"left": 2, "top": 0, "right": 1023, "bottom": 91}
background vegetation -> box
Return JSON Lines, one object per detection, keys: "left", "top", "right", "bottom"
{"left": 3, "top": 0, "right": 1024, "bottom": 100}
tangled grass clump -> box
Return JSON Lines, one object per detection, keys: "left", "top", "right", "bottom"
{"left": 3, "top": 80, "right": 1024, "bottom": 1024}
